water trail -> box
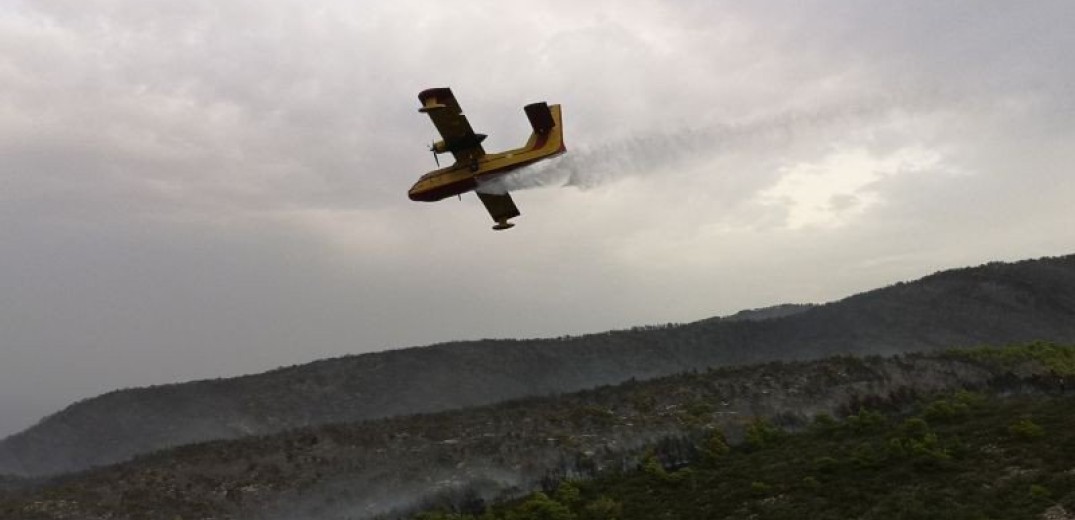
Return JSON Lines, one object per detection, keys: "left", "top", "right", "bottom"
{"left": 477, "top": 98, "right": 904, "bottom": 195}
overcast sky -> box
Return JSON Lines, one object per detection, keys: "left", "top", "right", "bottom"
{"left": 2, "top": 1, "right": 1074, "bottom": 438}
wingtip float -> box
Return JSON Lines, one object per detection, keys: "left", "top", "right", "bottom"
{"left": 408, "top": 88, "right": 566, "bottom": 230}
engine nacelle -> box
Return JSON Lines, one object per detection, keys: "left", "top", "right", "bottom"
{"left": 431, "top": 140, "right": 449, "bottom": 154}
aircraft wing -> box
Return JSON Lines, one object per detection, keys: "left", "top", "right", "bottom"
{"left": 476, "top": 192, "right": 521, "bottom": 229}
{"left": 418, "top": 88, "right": 486, "bottom": 163}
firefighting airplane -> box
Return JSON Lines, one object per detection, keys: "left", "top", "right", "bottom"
{"left": 408, "top": 88, "right": 565, "bottom": 230}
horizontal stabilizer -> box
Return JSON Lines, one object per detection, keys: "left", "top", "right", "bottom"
{"left": 524, "top": 102, "right": 555, "bottom": 134}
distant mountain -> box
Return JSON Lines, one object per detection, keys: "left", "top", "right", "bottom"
{"left": 2, "top": 254, "right": 1075, "bottom": 477}
{"left": 1, "top": 344, "right": 1070, "bottom": 520}
{"left": 709, "top": 303, "right": 817, "bottom": 323}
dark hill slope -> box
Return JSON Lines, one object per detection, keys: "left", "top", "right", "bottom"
{"left": 2, "top": 344, "right": 1072, "bottom": 520}
{"left": 2, "top": 255, "right": 1075, "bottom": 477}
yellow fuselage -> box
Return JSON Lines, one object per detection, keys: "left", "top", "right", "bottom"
{"left": 408, "top": 105, "right": 564, "bottom": 202}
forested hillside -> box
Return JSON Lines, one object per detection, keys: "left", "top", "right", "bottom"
{"left": 2, "top": 343, "right": 1072, "bottom": 520}
{"left": 437, "top": 392, "right": 1075, "bottom": 520}
{"left": 2, "top": 255, "right": 1074, "bottom": 478}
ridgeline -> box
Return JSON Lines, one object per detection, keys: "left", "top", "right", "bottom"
{"left": 1, "top": 343, "right": 1073, "bottom": 519}
{"left": 2, "top": 255, "right": 1075, "bottom": 478}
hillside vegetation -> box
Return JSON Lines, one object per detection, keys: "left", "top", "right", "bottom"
{"left": 1, "top": 343, "right": 1072, "bottom": 520}
{"left": 434, "top": 391, "right": 1075, "bottom": 520}
{"left": 3, "top": 255, "right": 1075, "bottom": 477}
{"left": 416, "top": 342, "right": 1075, "bottom": 520}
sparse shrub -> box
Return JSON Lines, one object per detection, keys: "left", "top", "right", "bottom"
{"left": 701, "top": 429, "right": 731, "bottom": 462}
{"left": 583, "top": 496, "right": 622, "bottom": 520}
{"left": 810, "top": 413, "right": 838, "bottom": 434}
{"left": 631, "top": 393, "right": 656, "bottom": 413}
{"left": 923, "top": 399, "right": 968, "bottom": 422}
{"left": 750, "top": 481, "right": 771, "bottom": 496}
{"left": 813, "top": 456, "right": 839, "bottom": 474}
{"left": 642, "top": 454, "right": 668, "bottom": 480}
{"left": 947, "top": 342, "right": 1075, "bottom": 376}
{"left": 567, "top": 406, "right": 615, "bottom": 427}
{"left": 665, "top": 466, "right": 696, "bottom": 486}
{"left": 684, "top": 401, "right": 714, "bottom": 418}
{"left": 507, "top": 492, "right": 576, "bottom": 520}
{"left": 885, "top": 418, "right": 952, "bottom": 469}
{"left": 900, "top": 418, "right": 931, "bottom": 440}
{"left": 746, "top": 419, "right": 786, "bottom": 450}
{"left": 952, "top": 389, "right": 986, "bottom": 408}
{"left": 908, "top": 433, "right": 952, "bottom": 470}
{"left": 846, "top": 409, "right": 887, "bottom": 434}
{"left": 851, "top": 442, "right": 883, "bottom": 468}
{"left": 1009, "top": 418, "right": 1045, "bottom": 440}
{"left": 554, "top": 481, "right": 581, "bottom": 507}
{"left": 1030, "top": 484, "right": 1052, "bottom": 499}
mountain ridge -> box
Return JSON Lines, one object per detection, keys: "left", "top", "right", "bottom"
{"left": 2, "top": 254, "right": 1075, "bottom": 477}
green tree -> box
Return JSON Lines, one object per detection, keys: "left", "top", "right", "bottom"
{"left": 745, "top": 419, "right": 786, "bottom": 450}
{"left": 810, "top": 413, "right": 838, "bottom": 434}
{"left": 1009, "top": 418, "right": 1045, "bottom": 440}
{"left": 701, "top": 429, "right": 730, "bottom": 463}
{"left": 847, "top": 409, "right": 887, "bottom": 434}
{"left": 507, "top": 492, "right": 576, "bottom": 520}
{"left": 642, "top": 454, "right": 669, "bottom": 481}
{"left": 923, "top": 399, "right": 968, "bottom": 422}
{"left": 582, "top": 496, "right": 622, "bottom": 520}
{"left": 553, "top": 481, "right": 581, "bottom": 508}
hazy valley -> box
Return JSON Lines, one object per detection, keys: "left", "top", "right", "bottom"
{"left": 2, "top": 255, "right": 1074, "bottom": 478}
{"left": 1, "top": 255, "right": 1075, "bottom": 519}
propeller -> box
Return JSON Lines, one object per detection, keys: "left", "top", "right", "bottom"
{"left": 429, "top": 140, "right": 440, "bottom": 167}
